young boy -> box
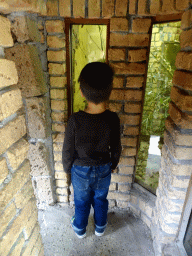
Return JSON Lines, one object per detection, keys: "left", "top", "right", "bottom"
{"left": 62, "top": 62, "right": 122, "bottom": 238}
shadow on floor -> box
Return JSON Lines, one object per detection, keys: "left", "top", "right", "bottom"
{"left": 38, "top": 205, "right": 155, "bottom": 256}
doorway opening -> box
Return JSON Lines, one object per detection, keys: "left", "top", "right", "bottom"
{"left": 135, "top": 21, "right": 181, "bottom": 195}
{"left": 65, "top": 19, "right": 110, "bottom": 117}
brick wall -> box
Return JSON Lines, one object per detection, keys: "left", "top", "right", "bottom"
{"left": 0, "top": 15, "right": 44, "bottom": 256}
{"left": 0, "top": 0, "right": 192, "bottom": 255}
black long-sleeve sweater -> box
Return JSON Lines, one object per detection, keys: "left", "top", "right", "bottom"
{"left": 62, "top": 109, "right": 122, "bottom": 173}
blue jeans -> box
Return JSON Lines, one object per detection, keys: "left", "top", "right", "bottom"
{"left": 71, "top": 162, "right": 112, "bottom": 235}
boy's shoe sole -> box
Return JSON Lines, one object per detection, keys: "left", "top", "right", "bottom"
{"left": 95, "top": 230, "right": 105, "bottom": 237}
{"left": 70, "top": 216, "right": 86, "bottom": 239}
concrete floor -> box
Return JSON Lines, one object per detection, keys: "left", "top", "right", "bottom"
{"left": 38, "top": 205, "right": 155, "bottom": 256}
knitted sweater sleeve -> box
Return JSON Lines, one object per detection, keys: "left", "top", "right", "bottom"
{"left": 110, "top": 114, "right": 122, "bottom": 170}
{"left": 62, "top": 115, "right": 77, "bottom": 173}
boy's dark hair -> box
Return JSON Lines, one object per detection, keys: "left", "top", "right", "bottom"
{"left": 78, "top": 62, "right": 114, "bottom": 105}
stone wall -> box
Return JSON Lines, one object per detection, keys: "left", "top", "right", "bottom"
{"left": 0, "top": 0, "right": 192, "bottom": 255}
{"left": 0, "top": 15, "right": 44, "bottom": 256}
{"left": 4, "top": 13, "right": 56, "bottom": 210}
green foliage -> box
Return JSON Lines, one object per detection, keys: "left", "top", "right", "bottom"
{"left": 141, "top": 40, "right": 180, "bottom": 136}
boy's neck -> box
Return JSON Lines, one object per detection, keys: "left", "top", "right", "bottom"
{"left": 84, "top": 101, "right": 107, "bottom": 114}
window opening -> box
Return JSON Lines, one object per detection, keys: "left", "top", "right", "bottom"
{"left": 70, "top": 24, "right": 107, "bottom": 114}
{"left": 135, "top": 21, "right": 181, "bottom": 195}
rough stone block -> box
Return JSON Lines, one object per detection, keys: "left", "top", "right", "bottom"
{"left": 102, "top": 0, "right": 114, "bottom": 17}
{"left": 180, "top": 29, "right": 192, "bottom": 49}
{"left": 50, "top": 76, "right": 67, "bottom": 88}
{"left": 46, "top": 20, "right": 64, "bottom": 33}
{"left": 118, "top": 184, "right": 131, "bottom": 192}
{"left": 116, "top": 201, "right": 129, "bottom": 208}
{"left": 11, "top": 16, "right": 41, "bottom": 43}
{"left": 118, "top": 166, "right": 134, "bottom": 175}
{"left": 164, "top": 130, "right": 192, "bottom": 160}
{"left": 47, "top": 35, "right": 65, "bottom": 48}
{"left": 22, "top": 224, "right": 40, "bottom": 256}
{"left": 161, "top": 146, "right": 192, "bottom": 176}
{"left": 53, "top": 142, "right": 63, "bottom": 152}
{"left": 175, "top": 52, "right": 192, "bottom": 71}
{"left": 53, "top": 152, "right": 62, "bottom": 161}
{"left": 132, "top": 18, "right": 151, "bottom": 33}
{"left": 57, "top": 195, "right": 68, "bottom": 202}
{"left": 0, "top": 16, "right": 13, "bottom": 47}
{"left": 48, "top": 63, "right": 66, "bottom": 75}
{"left": 59, "top": 0, "right": 71, "bottom": 17}
{"left": 110, "top": 18, "right": 129, "bottom": 31}
{"left": 150, "top": 0, "right": 160, "bottom": 14}
{"left": 111, "top": 63, "right": 146, "bottom": 75}
{"left": 0, "top": 115, "right": 26, "bottom": 155}
{"left": 0, "top": 59, "right": 18, "bottom": 88}
{"left": 107, "top": 191, "right": 130, "bottom": 201}
{"left": 0, "top": 157, "right": 8, "bottom": 184}
{"left": 169, "top": 102, "right": 192, "bottom": 129}
{"left": 120, "top": 114, "right": 140, "bottom": 125}
{"left": 24, "top": 211, "right": 38, "bottom": 240}
{"left": 56, "top": 179, "right": 68, "bottom": 187}
{"left": 162, "top": 0, "right": 175, "bottom": 13}
{"left": 108, "top": 48, "right": 125, "bottom": 61}
{"left": 51, "top": 112, "right": 66, "bottom": 122}
{"left": 52, "top": 123, "right": 65, "bottom": 132}
{"left": 0, "top": 89, "right": 23, "bottom": 121}
{"left": 173, "top": 70, "right": 192, "bottom": 92}
{"left": 171, "top": 86, "right": 192, "bottom": 111}
{"left": 176, "top": 0, "right": 190, "bottom": 11}
{"left": 52, "top": 133, "right": 64, "bottom": 143}
{"left": 47, "top": 0, "right": 59, "bottom": 16}
{"left": 0, "top": 198, "right": 37, "bottom": 256}
{"left": 0, "top": 160, "right": 31, "bottom": 212}
{"left": 6, "top": 139, "right": 29, "bottom": 171}
{"left": 9, "top": 236, "right": 25, "bottom": 256}
{"left": 181, "top": 9, "right": 192, "bottom": 30}
{"left": 115, "top": 0, "right": 128, "bottom": 16}
{"left": 25, "top": 97, "right": 47, "bottom": 139}
{"left": 165, "top": 117, "right": 192, "bottom": 146}
{"left": 56, "top": 187, "right": 68, "bottom": 195}
{"left": 0, "top": 202, "right": 16, "bottom": 237}
{"left": 14, "top": 179, "right": 34, "bottom": 209}
{"left": 51, "top": 99, "right": 67, "bottom": 111}
{"left": 128, "top": 49, "right": 147, "bottom": 62}
{"left": 137, "top": 0, "right": 148, "bottom": 15}
{"left": 123, "top": 126, "right": 139, "bottom": 135}
{"left": 47, "top": 50, "right": 66, "bottom": 62}
{"left": 119, "top": 157, "right": 135, "bottom": 166}
{"left": 50, "top": 89, "right": 67, "bottom": 99}
{"left": 73, "top": 0, "right": 85, "bottom": 17}
{"left": 109, "top": 182, "right": 116, "bottom": 191}
{"left": 125, "top": 90, "right": 143, "bottom": 101}
{"left": 121, "top": 147, "right": 137, "bottom": 157}
{"left": 124, "top": 103, "right": 141, "bottom": 113}
{"left": 126, "top": 76, "right": 144, "bottom": 88}
{"left": 28, "top": 142, "right": 51, "bottom": 177}
{"left": 33, "top": 176, "right": 54, "bottom": 207}
{"left": 88, "top": 0, "right": 100, "bottom": 17}
{"left": 55, "top": 171, "right": 68, "bottom": 180}
{"left": 111, "top": 174, "right": 132, "bottom": 183}
{"left": 110, "top": 33, "right": 149, "bottom": 47}
{"left": 5, "top": 45, "right": 47, "bottom": 98}
{"left": 129, "top": 0, "right": 137, "bottom": 14}
{"left": 0, "top": 0, "right": 46, "bottom": 15}
{"left": 30, "top": 234, "right": 43, "bottom": 256}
